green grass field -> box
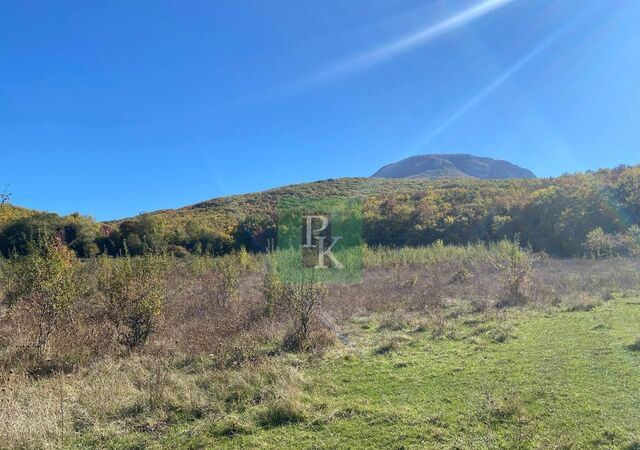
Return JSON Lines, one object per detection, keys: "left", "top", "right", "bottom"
{"left": 92, "top": 297, "right": 640, "bottom": 449}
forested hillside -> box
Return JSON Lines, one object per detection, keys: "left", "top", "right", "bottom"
{"left": 0, "top": 204, "right": 34, "bottom": 225}
{"left": 1, "top": 165, "right": 639, "bottom": 258}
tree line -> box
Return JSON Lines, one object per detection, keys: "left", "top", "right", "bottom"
{"left": 1, "top": 164, "right": 639, "bottom": 258}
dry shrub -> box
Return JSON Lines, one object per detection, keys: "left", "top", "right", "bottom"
{"left": 259, "top": 255, "right": 333, "bottom": 352}
{"left": 488, "top": 239, "right": 538, "bottom": 307}
{"left": 280, "top": 278, "right": 328, "bottom": 352}
{"left": 530, "top": 258, "right": 640, "bottom": 305}
{"left": 198, "top": 258, "right": 241, "bottom": 308}
{"left": 262, "top": 255, "right": 283, "bottom": 317}
{"left": 97, "top": 252, "right": 167, "bottom": 350}
{"left": 157, "top": 265, "right": 270, "bottom": 359}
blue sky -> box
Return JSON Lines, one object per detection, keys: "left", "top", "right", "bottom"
{"left": 1, "top": 0, "right": 639, "bottom": 220}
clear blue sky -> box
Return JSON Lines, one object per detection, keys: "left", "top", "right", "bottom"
{"left": 1, "top": 0, "right": 639, "bottom": 220}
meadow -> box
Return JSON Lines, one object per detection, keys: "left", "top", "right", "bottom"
{"left": 1, "top": 242, "right": 640, "bottom": 449}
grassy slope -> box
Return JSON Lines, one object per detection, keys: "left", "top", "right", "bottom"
{"left": 102, "top": 298, "right": 640, "bottom": 449}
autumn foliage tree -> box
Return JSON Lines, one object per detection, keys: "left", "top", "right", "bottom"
{"left": 2, "top": 235, "right": 80, "bottom": 356}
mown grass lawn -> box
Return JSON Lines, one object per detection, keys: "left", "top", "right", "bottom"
{"left": 85, "top": 298, "right": 640, "bottom": 449}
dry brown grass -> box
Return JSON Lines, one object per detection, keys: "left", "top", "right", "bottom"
{"left": 0, "top": 355, "right": 304, "bottom": 448}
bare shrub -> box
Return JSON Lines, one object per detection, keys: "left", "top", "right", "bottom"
{"left": 279, "top": 277, "right": 327, "bottom": 352}
{"left": 157, "top": 264, "right": 271, "bottom": 359}
{"left": 142, "top": 360, "right": 169, "bottom": 411}
{"left": 451, "top": 266, "right": 473, "bottom": 284}
{"left": 259, "top": 254, "right": 334, "bottom": 352}
{"left": 529, "top": 258, "right": 640, "bottom": 306}
{"left": 199, "top": 261, "right": 241, "bottom": 308}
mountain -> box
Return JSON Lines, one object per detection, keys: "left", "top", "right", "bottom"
{"left": 372, "top": 154, "right": 536, "bottom": 180}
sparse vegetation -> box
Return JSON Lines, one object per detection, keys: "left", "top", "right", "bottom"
{"left": 1, "top": 241, "right": 640, "bottom": 448}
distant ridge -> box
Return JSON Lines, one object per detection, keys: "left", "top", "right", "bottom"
{"left": 372, "top": 154, "right": 536, "bottom": 180}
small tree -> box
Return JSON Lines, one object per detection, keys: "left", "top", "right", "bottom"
{"left": 489, "top": 238, "right": 538, "bottom": 306}
{"left": 281, "top": 275, "right": 327, "bottom": 351}
{"left": 0, "top": 184, "right": 11, "bottom": 205}
{"left": 3, "top": 236, "right": 79, "bottom": 356}
{"left": 98, "top": 251, "right": 167, "bottom": 349}
{"left": 585, "top": 227, "right": 612, "bottom": 258}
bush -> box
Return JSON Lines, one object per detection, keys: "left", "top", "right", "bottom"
{"left": 2, "top": 236, "right": 80, "bottom": 356}
{"left": 262, "top": 254, "right": 283, "bottom": 317}
{"left": 280, "top": 276, "right": 327, "bottom": 352}
{"left": 0, "top": 212, "right": 100, "bottom": 258}
{"left": 586, "top": 226, "right": 640, "bottom": 258}
{"left": 98, "top": 251, "right": 167, "bottom": 350}
{"left": 489, "top": 239, "right": 538, "bottom": 307}
{"left": 199, "top": 259, "right": 241, "bottom": 309}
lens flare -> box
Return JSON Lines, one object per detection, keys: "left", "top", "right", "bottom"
{"left": 294, "top": 0, "right": 515, "bottom": 88}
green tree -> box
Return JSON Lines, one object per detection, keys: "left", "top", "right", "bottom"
{"left": 2, "top": 236, "right": 80, "bottom": 355}
{"left": 97, "top": 251, "right": 167, "bottom": 349}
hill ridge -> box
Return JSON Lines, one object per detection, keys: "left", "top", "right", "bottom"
{"left": 372, "top": 154, "right": 536, "bottom": 180}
